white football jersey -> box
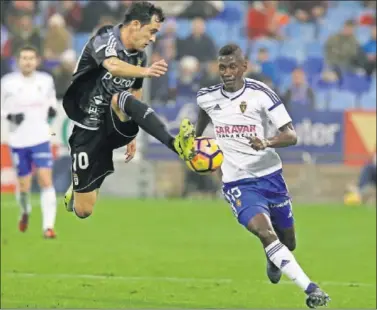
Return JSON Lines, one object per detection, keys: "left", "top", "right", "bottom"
{"left": 1, "top": 71, "right": 57, "bottom": 148}
{"left": 197, "top": 78, "right": 292, "bottom": 183}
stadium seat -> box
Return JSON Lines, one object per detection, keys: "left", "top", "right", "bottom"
{"left": 305, "top": 42, "right": 324, "bottom": 58}
{"left": 302, "top": 57, "right": 324, "bottom": 76}
{"left": 274, "top": 57, "right": 298, "bottom": 74}
{"left": 279, "top": 40, "right": 306, "bottom": 62}
{"left": 206, "top": 19, "right": 229, "bottom": 46}
{"left": 250, "top": 38, "right": 280, "bottom": 60}
{"left": 340, "top": 73, "right": 371, "bottom": 95}
{"left": 311, "top": 76, "right": 339, "bottom": 91}
{"left": 359, "top": 92, "right": 377, "bottom": 110}
{"left": 285, "top": 21, "right": 316, "bottom": 43}
{"left": 328, "top": 90, "right": 357, "bottom": 110}
{"left": 176, "top": 19, "right": 191, "bottom": 39}
{"left": 355, "top": 25, "right": 372, "bottom": 45}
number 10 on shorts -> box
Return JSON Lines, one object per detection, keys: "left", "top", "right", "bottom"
{"left": 72, "top": 152, "right": 89, "bottom": 171}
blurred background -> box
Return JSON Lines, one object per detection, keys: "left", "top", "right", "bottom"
{"left": 1, "top": 0, "right": 376, "bottom": 203}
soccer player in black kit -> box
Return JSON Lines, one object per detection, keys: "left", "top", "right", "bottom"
{"left": 63, "top": 2, "right": 196, "bottom": 218}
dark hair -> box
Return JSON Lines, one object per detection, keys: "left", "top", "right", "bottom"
{"left": 123, "top": 1, "right": 165, "bottom": 26}
{"left": 17, "top": 45, "right": 39, "bottom": 57}
{"left": 219, "top": 43, "right": 243, "bottom": 56}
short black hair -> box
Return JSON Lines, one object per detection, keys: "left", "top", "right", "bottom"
{"left": 123, "top": 1, "right": 165, "bottom": 26}
{"left": 218, "top": 44, "right": 242, "bottom": 56}
{"left": 17, "top": 45, "right": 39, "bottom": 58}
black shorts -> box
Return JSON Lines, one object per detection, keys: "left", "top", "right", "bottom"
{"left": 68, "top": 114, "right": 139, "bottom": 193}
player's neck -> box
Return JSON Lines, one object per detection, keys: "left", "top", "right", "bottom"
{"left": 21, "top": 71, "right": 34, "bottom": 78}
{"left": 120, "top": 27, "right": 136, "bottom": 51}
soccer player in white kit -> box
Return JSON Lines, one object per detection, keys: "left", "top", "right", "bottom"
{"left": 195, "top": 44, "right": 330, "bottom": 308}
{"left": 1, "top": 46, "right": 58, "bottom": 238}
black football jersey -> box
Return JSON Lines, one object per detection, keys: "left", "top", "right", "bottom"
{"left": 63, "top": 24, "right": 147, "bottom": 129}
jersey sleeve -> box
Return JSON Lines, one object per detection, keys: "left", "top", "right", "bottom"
{"left": 132, "top": 54, "right": 147, "bottom": 90}
{"left": 258, "top": 88, "right": 292, "bottom": 129}
{"left": 0, "top": 76, "right": 10, "bottom": 118}
{"left": 90, "top": 31, "right": 118, "bottom": 66}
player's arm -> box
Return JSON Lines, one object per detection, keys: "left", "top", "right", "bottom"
{"left": 195, "top": 108, "right": 211, "bottom": 136}
{"left": 265, "top": 122, "right": 297, "bottom": 148}
{"left": 249, "top": 90, "right": 297, "bottom": 150}
{"left": 46, "top": 75, "right": 58, "bottom": 120}
{"left": 0, "top": 77, "right": 24, "bottom": 125}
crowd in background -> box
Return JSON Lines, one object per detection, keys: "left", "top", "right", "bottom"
{"left": 1, "top": 0, "right": 376, "bottom": 111}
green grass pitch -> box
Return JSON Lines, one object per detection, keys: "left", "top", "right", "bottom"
{"left": 1, "top": 194, "right": 376, "bottom": 308}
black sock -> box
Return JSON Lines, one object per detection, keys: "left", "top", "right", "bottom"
{"left": 118, "top": 92, "right": 176, "bottom": 153}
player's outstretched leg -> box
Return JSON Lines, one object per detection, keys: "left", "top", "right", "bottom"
{"left": 111, "top": 92, "right": 196, "bottom": 160}
{"left": 266, "top": 226, "right": 297, "bottom": 284}
{"left": 247, "top": 213, "right": 330, "bottom": 308}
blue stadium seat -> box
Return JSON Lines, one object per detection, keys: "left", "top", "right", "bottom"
{"left": 176, "top": 19, "right": 191, "bottom": 39}
{"left": 74, "top": 33, "right": 90, "bottom": 55}
{"left": 285, "top": 21, "right": 316, "bottom": 43}
{"left": 328, "top": 90, "right": 357, "bottom": 110}
{"left": 274, "top": 57, "right": 298, "bottom": 74}
{"left": 206, "top": 19, "right": 229, "bottom": 46}
{"left": 340, "top": 73, "right": 371, "bottom": 95}
{"left": 302, "top": 57, "right": 324, "bottom": 76}
{"left": 279, "top": 40, "right": 306, "bottom": 62}
{"left": 359, "top": 92, "right": 377, "bottom": 110}
{"left": 305, "top": 42, "right": 324, "bottom": 58}
{"left": 311, "top": 76, "right": 339, "bottom": 91}
{"left": 355, "top": 25, "right": 372, "bottom": 45}
{"left": 250, "top": 38, "right": 280, "bottom": 60}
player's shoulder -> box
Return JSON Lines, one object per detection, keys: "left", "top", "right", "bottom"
{"left": 35, "top": 70, "right": 54, "bottom": 82}
{"left": 196, "top": 83, "right": 223, "bottom": 105}
{"left": 244, "top": 78, "right": 281, "bottom": 104}
{"left": 1, "top": 72, "right": 21, "bottom": 84}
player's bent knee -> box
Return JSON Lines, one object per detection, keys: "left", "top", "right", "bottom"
{"left": 73, "top": 191, "right": 96, "bottom": 219}
{"left": 285, "top": 238, "right": 296, "bottom": 251}
{"left": 253, "top": 228, "right": 278, "bottom": 244}
{"left": 74, "top": 202, "right": 93, "bottom": 219}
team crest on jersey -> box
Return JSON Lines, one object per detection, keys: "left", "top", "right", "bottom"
{"left": 240, "top": 101, "right": 247, "bottom": 113}
{"left": 235, "top": 199, "right": 242, "bottom": 207}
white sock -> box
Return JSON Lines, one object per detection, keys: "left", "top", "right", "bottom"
{"left": 18, "top": 192, "right": 32, "bottom": 214}
{"left": 40, "top": 187, "right": 57, "bottom": 231}
{"left": 265, "top": 240, "right": 311, "bottom": 291}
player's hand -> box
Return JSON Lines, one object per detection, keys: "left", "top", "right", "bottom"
{"left": 125, "top": 139, "right": 137, "bottom": 163}
{"left": 248, "top": 136, "right": 270, "bottom": 151}
{"left": 143, "top": 59, "right": 168, "bottom": 78}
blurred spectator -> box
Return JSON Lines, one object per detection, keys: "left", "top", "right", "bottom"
{"left": 44, "top": 14, "right": 72, "bottom": 60}
{"left": 246, "top": 1, "right": 282, "bottom": 40}
{"left": 1, "top": 25, "right": 10, "bottom": 56}
{"left": 359, "top": 1, "right": 376, "bottom": 26}
{"left": 79, "top": 1, "right": 115, "bottom": 33}
{"left": 325, "top": 20, "right": 363, "bottom": 77}
{"left": 177, "top": 17, "right": 217, "bottom": 62}
{"left": 362, "top": 24, "right": 376, "bottom": 75}
{"left": 177, "top": 56, "right": 201, "bottom": 99}
{"left": 286, "top": 1, "right": 326, "bottom": 23}
{"left": 114, "top": 0, "right": 134, "bottom": 21}
{"left": 199, "top": 60, "right": 222, "bottom": 88}
{"left": 179, "top": 1, "right": 224, "bottom": 19}
{"left": 52, "top": 49, "right": 76, "bottom": 99}
{"left": 255, "top": 48, "right": 278, "bottom": 85}
{"left": 283, "top": 68, "right": 315, "bottom": 112}
{"left": 47, "top": 1, "right": 83, "bottom": 31}
{"left": 150, "top": 1, "right": 190, "bottom": 17}
{"left": 154, "top": 18, "right": 178, "bottom": 61}
{"left": 150, "top": 51, "right": 175, "bottom": 103}
{"left": 9, "top": 14, "right": 42, "bottom": 55}
{"left": 245, "top": 59, "right": 268, "bottom": 82}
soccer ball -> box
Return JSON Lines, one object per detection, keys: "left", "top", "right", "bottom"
{"left": 186, "top": 137, "right": 223, "bottom": 175}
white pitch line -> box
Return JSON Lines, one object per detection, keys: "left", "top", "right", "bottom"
{"left": 3, "top": 272, "right": 375, "bottom": 288}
